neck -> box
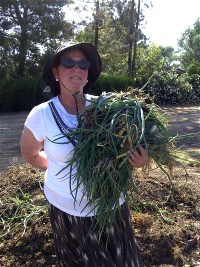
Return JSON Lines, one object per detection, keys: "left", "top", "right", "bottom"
{"left": 58, "top": 92, "right": 86, "bottom": 115}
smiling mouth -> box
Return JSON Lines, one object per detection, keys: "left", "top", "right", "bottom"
{"left": 70, "top": 76, "right": 81, "bottom": 80}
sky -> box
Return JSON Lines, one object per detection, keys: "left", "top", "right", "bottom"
{"left": 143, "top": 0, "right": 200, "bottom": 49}
{"left": 65, "top": 0, "right": 200, "bottom": 49}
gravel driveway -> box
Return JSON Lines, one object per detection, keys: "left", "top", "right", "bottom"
{"left": 0, "top": 105, "right": 199, "bottom": 173}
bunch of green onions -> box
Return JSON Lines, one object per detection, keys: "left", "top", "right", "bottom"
{"left": 56, "top": 88, "right": 197, "bottom": 236}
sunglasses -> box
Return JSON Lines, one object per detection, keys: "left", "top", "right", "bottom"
{"left": 59, "top": 57, "right": 91, "bottom": 70}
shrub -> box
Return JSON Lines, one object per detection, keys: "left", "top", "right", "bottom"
{"left": 146, "top": 71, "right": 200, "bottom": 105}
{"left": 0, "top": 72, "right": 199, "bottom": 112}
{"left": 187, "top": 75, "right": 200, "bottom": 104}
{"left": 0, "top": 77, "right": 43, "bottom": 112}
{"left": 88, "top": 73, "right": 134, "bottom": 95}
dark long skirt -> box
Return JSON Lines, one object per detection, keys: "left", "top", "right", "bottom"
{"left": 47, "top": 201, "right": 144, "bottom": 267}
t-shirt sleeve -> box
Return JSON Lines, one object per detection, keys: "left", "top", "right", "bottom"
{"left": 25, "top": 106, "right": 45, "bottom": 142}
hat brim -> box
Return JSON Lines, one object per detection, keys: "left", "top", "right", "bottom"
{"left": 42, "top": 42, "right": 102, "bottom": 94}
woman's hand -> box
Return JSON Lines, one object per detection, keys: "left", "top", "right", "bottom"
{"left": 128, "top": 145, "right": 147, "bottom": 168}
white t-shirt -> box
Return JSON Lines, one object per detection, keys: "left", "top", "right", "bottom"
{"left": 25, "top": 95, "right": 124, "bottom": 216}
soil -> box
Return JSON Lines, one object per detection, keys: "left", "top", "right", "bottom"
{"left": 0, "top": 105, "right": 199, "bottom": 267}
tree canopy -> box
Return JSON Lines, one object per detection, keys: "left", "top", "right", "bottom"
{"left": 178, "top": 18, "right": 200, "bottom": 75}
{"left": 0, "top": 0, "right": 199, "bottom": 83}
{"left": 0, "top": 0, "right": 73, "bottom": 77}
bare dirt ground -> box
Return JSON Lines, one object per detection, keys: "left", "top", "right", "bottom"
{"left": 0, "top": 105, "right": 199, "bottom": 267}
{"left": 0, "top": 112, "right": 28, "bottom": 173}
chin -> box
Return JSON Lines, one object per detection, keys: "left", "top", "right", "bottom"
{"left": 71, "top": 83, "right": 85, "bottom": 92}
{"left": 72, "top": 87, "right": 84, "bottom": 94}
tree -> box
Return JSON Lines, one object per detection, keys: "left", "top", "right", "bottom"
{"left": 129, "top": 0, "right": 141, "bottom": 79}
{"left": 178, "top": 19, "right": 200, "bottom": 75}
{"left": 73, "top": 0, "right": 109, "bottom": 49}
{"left": 136, "top": 44, "right": 175, "bottom": 84}
{"left": 76, "top": 9, "right": 129, "bottom": 75}
{"left": 94, "top": 0, "right": 100, "bottom": 49}
{"left": 127, "top": 0, "right": 135, "bottom": 76}
{"left": 107, "top": 0, "right": 146, "bottom": 77}
{"left": 75, "top": 0, "right": 148, "bottom": 77}
{"left": 0, "top": 0, "right": 73, "bottom": 77}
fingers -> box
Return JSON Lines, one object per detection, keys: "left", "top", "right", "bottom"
{"left": 128, "top": 145, "right": 147, "bottom": 168}
{"left": 138, "top": 144, "right": 146, "bottom": 157}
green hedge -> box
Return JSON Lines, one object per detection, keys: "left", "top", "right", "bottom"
{"left": 187, "top": 75, "right": 200, "bottom": 103}
{"left": 0, "top": 74, "right": 134, "bottom": 112}
{"left": 0, "top": 76, "right": 43, "bottom": 112}
{"left": 88, "top": 73, "right": 134, "bottom": 95}
{"left": 146, "top": 72, "right": 200, "bottom": 105}
{"left": 0, "top": 73, "right": 199, "bottom": 112}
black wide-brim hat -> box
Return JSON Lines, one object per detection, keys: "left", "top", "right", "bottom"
{"left": 42, "top": 41, "right": 102, "bottom": 95}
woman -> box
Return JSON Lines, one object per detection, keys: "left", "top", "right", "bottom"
{"left": 20, "top": 41, "right": 146, "bottom": 267}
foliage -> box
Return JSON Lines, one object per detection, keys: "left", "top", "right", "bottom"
{"left": 88, "top": 73, "right": 134, "bottom": 95}
{"left": 0, "top": 1, "right": 199, "bottom": 110}
{"left": 178, "top": 18, "right": 200, "bottom": 75}
{"left": 0, "top": 0, "right": 73, "bottom": 77}
{"left": 0, "top": 77, "right": 43, "bottom": 112}
{"left": 0, "top": 71, "right": 199, "bottom": 112}
{"left": 187, "top": 74, "right": 200, "bottom": 103}
{"left": 0, "top": 0, "right": 199, "bottom": 92}
{"left": 136, "top": 44, "right": 176, "bottom": 85}
{"left": 0, "top": 74, "right": 133, "bottom": 112}
{"left": 75, "top": 0, "right": 148, "bottom": 76}
{"left": 106, "top": 0, "right": 146, "bottom": 77}
{"left": 146, "top": 70, "right": 200, "bottom": 105}
{"left": 77, "top": 27, "right": 176, "bottom": 81}
{"left": 76, "top": 20, "right": 128, "bottom": 75}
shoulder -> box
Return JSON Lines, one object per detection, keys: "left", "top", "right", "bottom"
{"left": 28, "top": 97, "right": 57, "bottom": 115}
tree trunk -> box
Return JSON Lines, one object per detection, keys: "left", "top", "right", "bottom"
{"left": 128, "top": 0, "right": 134, "bottom": 77}
{"left": 132, "top": 0, "right": 140, "bottom": 80}
{"left": 16, "top": 26, "right": 28, "bottom": 77}
{"left": 94, "top": 0, "right": 100, "bottom": 49}
{"left": 13, "top": 1, "right": 29, "bottom": 77}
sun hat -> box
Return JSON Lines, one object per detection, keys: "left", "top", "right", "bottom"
{"left": 42, "top": 40, "right": 102, "bottom": 97}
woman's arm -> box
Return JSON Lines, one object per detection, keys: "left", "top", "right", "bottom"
{"left": 20, "top": 126, "right": 47, "bottom": 170}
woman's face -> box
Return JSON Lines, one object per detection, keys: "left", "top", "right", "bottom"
{"left": 53, "top": 48, "right": 89, "bottom": 94}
